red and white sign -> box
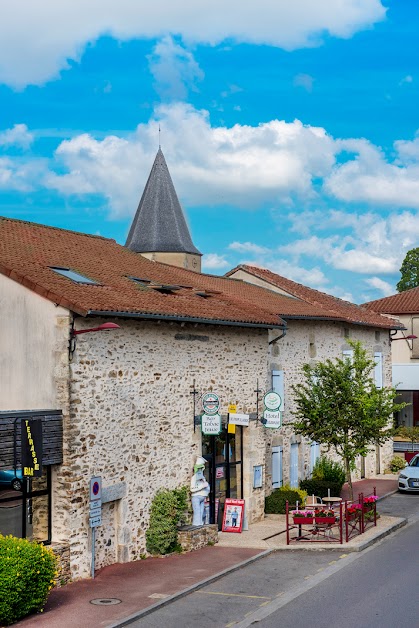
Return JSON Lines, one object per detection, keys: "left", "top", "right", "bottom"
{"left": 222, "top": 498, "right": 245, "bottom": 533}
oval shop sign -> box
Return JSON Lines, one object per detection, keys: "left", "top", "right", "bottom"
{"left": 202, "top": 392, "right": 220, "bottom": 415}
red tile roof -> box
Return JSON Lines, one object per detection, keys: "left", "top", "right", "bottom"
{"left": 225, "top": 264, "right": 399, "bottom": 329}
{"left": 0, "top": 217, "right": 398, "bottom": 330}
{"left": 363, "top": 287, "right": 419, "bottom": 314}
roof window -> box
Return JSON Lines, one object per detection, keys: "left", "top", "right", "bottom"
{"left": 50, "top": 267, "right": 98, "bottom": 285}
{"left": 127, "top": 276, "right": 152, "bottom": 285}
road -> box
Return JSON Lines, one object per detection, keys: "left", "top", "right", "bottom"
{"left": 132, "top": 493, "right": 419, "bottom": 628}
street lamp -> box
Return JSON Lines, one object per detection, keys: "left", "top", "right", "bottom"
{"left": 69, "top": 321, "right": 120, "bottom": 358}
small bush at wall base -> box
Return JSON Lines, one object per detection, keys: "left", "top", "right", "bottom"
{"left": 146, "top": 486, "right": 189, "bottom": 555}
{"left": 0, "top": 534, "right": 58, "bottom": 626}
{"left": 299, "top": 479, "right": 344, "bottom": 499}
{"left": 311, "top": 457, "right": 346, "bottom": 485}
{"left": 389, "top": 455, "right": 407, "bottom": 473}
{"left": 265, "top": 485, "right": 307, "bottom": 514}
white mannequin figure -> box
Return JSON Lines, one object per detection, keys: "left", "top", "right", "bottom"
{"left": 190, "top": 456, "right": 210, "bottom": 526}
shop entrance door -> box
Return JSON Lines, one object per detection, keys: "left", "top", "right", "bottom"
{"left": 202, "top": 427, "right": 243, "bottom": 526}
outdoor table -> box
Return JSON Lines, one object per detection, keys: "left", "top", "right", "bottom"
{"left": 321, "top": 497, "right": 342, "bottom": 507}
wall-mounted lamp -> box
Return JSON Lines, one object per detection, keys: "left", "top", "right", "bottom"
{"left": 69, "top": 321, "right": 120, "bottom": 359}
{"left": 390, "top": 334, "right": 417, "bottom": 342}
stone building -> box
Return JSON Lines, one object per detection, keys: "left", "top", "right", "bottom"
{"left": 0, "top": 149, "right": 400, "bottom": 580}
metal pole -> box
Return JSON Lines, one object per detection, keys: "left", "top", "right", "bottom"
{"left": 91, "top": 527, "right": 95, "bottom": 579}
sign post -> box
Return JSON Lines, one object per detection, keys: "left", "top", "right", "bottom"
{"left": 89, "top": 477, "right": 102, "bottom": 579}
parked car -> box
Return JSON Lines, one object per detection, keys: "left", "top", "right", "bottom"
{"left": 398, "top": 454, "right": 419, "bottom": 492}
{"left": 0, "top": 469, "right": 23, "bottom": 491}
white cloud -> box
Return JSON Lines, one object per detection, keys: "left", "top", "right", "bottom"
{"left": 202, "top": 253, "right": 230, "bottom": 270}
{"left": 45, "top": 103, "right": 337, "bottom": 215}
{"left": 0, "top": 156, "right": 46, "bottom": 191}
{"left": 0, "top": 124, "right": 33, "bottom": 149}
{"left": 293, "top": 73, "right": 314, "bottom": 92}
{"left": 148, "top": 36, "right": 204, "bottom": 100}
{"left": 229, "top": 241, "right": 270, "bottom": 255}
{"left": 0, "top": 0, "right": 386, "bottom": 88}
{"left": 365, "top": 277, "right": 394, "bottom": 296}
{"left": 325, "top": 137, "right": 419, "bottom": 209}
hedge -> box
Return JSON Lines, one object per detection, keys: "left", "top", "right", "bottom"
{"left": 146, "top": 486, "right": 189, "bottom": 555}
{"left": 0, "top": 535, "right": 57, "bottom": 626}
{"left": 265, "top": 486, "right": 307, "bottom": 514}
{"left": 299, "top": 479, "right": 343, "bottom": 499}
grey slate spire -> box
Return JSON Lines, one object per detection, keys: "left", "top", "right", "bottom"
{"left": 125, "top": 148, "right": 202, "bottom": 256}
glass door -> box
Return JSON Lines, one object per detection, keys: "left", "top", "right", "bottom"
{"left": 202, "top": 426, "right": 243, "bottom": 526}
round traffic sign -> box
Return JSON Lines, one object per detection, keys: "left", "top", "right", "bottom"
{"left": 92, "top": 481, "right": 100, "bottom": 496}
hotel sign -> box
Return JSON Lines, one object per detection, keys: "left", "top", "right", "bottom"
{"left": 21, "top": 418, "right": 43, "bottom": 477}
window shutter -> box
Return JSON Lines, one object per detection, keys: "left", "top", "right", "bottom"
{"left": 342, "top": 349, "right": 354, "bottom": 362}
{"left": 272, "top": 370, "right": 284, "bottom": 411}
{"left": 374, "top": 352, "right": 383, "bottom": 388}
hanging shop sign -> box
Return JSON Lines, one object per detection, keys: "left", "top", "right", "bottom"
{"left": 263, "top": 409, "right": 282, "bottom": 429}
{"left": 228, "top": 413, "right": 250, "bottom": 427}
{"left": 222, "top": 498, "right": 245, "bottom": 533}
{"left": 201, "top": 392, "right": 220, "bottom": 415}
{"left": 263, "top": 391, "right": 282, "bottom": 411}
{"left": 21, "top": 418, "right": 43, "bottom": 477}
{"left": 201, "top": 413, "right": 222, "bottom": 435}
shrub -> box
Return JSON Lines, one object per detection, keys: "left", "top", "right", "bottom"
{"left": 0, "top": 535, "right": 57, "bottom": 626}
{"left": 146, "top": 486, "right": 189, "bottom": 555}
{"left": 389, "top": 455, "right": 407, "bottom": 473}
{"left": 311, "top": 456, "right": 346, "bottom": 485}
{"left": 265, "top": 485, "right": 307, "bottom": 514}
{"left": 299, "top": 479, "right": 343, "bottom": 499}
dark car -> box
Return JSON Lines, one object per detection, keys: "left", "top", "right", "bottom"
{"left": 0, "top": 469, "right": 23, "bottom": 491}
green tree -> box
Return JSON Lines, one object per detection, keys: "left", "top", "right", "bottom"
{"left": 291, "top": 340, "right": 405, "bottom": 499}
{"left": 397, "top": 248, "right": 419, "bottom": 292}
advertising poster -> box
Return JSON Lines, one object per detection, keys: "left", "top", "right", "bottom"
{"left": 222, "top": 498, "right": 245, "bottom": 533}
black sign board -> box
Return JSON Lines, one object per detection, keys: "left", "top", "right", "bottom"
{"left": 21, "top": 418, "right": 43, "bottom": 477}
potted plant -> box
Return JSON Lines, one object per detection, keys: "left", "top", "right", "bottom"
{"left": 291, "top": 510, "right": 314, "bottom": 525}
{"left": 362, "top": 495, "right": 378, "bottom": 511}
{"left": 314, "top": 508, "right": 336, "bottom": 524}
{"left": 346, "top": 504, "right": 362, "bottom": 521}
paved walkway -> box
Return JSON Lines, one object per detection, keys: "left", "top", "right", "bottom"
{"left": 17, "top": 547, "right": 263, "bottom": 628}
{"left": 340, "top": 475, "right": 398, "bottom": 501}
{"left": 16, "top": 477, "right": 400, "bottom": 628}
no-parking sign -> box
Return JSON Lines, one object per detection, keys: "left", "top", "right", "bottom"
{"left": 90, "top": 476, "right": 102, "bottom": 501}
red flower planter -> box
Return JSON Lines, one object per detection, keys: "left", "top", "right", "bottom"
{"left": 293, "top": 517, "right": 314, "bottom": 525}
{"left": 315, "top": 516, "right": 336, "bottom": 524}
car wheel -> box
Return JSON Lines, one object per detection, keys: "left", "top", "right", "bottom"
{"left": 11, "top": 478, "right": 22, "bottom": 491}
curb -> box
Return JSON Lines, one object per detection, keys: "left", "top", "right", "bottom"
{"left": 106, "top": 549, "right": 273, "bottom": 628}
{"left": 269, "top": 516, "right": 407, "bottom": 552}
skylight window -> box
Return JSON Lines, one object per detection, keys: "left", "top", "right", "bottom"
{"left": 127, "top": 276, "right": 151, "bottom": 284}
{"left": 50, "top": 267, "right": 98, "bottom": 285}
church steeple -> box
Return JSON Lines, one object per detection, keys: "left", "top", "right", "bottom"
{"left": 125, "top": 148, "right": 202, "bottom": 272}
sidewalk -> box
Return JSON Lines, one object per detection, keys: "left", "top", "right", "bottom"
{"left": 17, "top": 547, "right": 264, "bottom": 628}
{"left": 340, "top": 475, "right": 399, "bottom": 501}
{"left": 16, "top": 477, "right": 400, "bottom": 628}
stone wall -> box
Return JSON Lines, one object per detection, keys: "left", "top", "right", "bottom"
{"left": 51, "top": 541, "right": 71, "bottom": 586}
{"left": 58, "top": 319, "right": 269, "bottom": 579}
{"left": 178, "top": 524, "right": 218, "bottom": 552}
{"left": 265, "top": 320, "right": 393, "bottom": 493}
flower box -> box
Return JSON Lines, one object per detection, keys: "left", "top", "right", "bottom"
{"left": 315, "top": 516, "right": 336, "bottom": 524}
{"left": 292, "top": 517, "right": 314, "bottom": 525}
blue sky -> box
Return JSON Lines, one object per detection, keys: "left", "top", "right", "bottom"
{"left": 0, "top": 0, "right": 418, "bottom": 302}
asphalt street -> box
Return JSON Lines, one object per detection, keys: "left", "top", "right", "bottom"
{"left": 131, "top": 493, "right": 419, "bottom": 628}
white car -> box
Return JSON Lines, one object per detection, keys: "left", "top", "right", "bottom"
{"left": 398, "top": 454, "right": 419, "bottom": 492}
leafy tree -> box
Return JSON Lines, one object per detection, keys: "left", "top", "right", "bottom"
{"left": 395, "top": 425, "right": 419, "bottom": 450}
{"left": 291, "top": 340, "right": 405, "bottom": 499}
{"left": 397, "top": 248, "right": 419, "bottom": 292}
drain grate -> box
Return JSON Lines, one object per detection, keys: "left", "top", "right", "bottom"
{"left": 90, "top": 598, "right": 122, "bottom": 606}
